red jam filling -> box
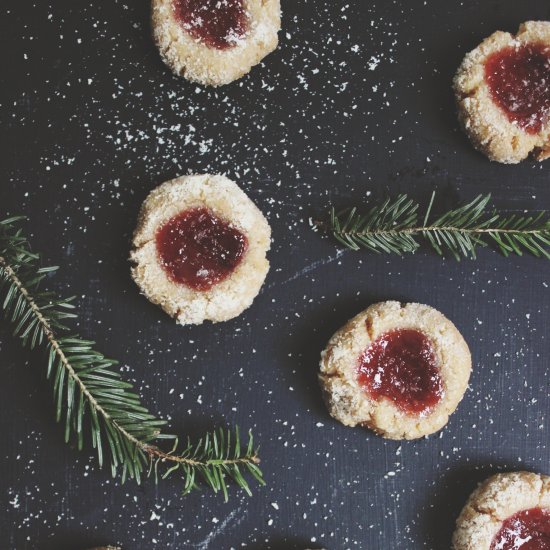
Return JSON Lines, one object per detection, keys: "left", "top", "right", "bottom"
{"left": 172, "top": 0, "right": 248, "bottom": 50}
{"left": 155, "top": 207, "right": 248, "bottom": 291}
{"left": 484, "top": 43, "right": 550, "bottom": 134}
{"left": 357, "top": 328, "right": 443, "bottom": 415}
{"left": 490, "top": 508, "right": 550, "bottom": 550}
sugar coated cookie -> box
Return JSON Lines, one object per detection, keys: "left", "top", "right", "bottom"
{"left": 319, "top": 301, "right": 471, "bottom": 440}
{"left": 131, "top": 174, "right": 271, "bottom": 325}
{"left": 453, "top": 471, "right": 550, "bottom": 550}
{"left": 453, "top": 21, "right": 550, "bottom": 163}
{"left": 152, "top": 0, "right": 281, "bottom": 86}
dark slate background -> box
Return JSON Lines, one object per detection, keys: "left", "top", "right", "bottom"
{"left": 1, "top": 1, "right": 549, "bottom": 549}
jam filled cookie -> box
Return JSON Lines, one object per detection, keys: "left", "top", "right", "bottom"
{"left": 131, "top": 174, "right": 271, "bottom": 325}
{"left": 152, "top": 0, "right": 281, "bottom": 86}
{"left": 319, "top": 302, "right": 471, "bottom": 440}
{"left": 453, "top": 21, "right": 550, "bottom": 163}
{"left": 453, "top": 471, "right": 550, "bottom": 550}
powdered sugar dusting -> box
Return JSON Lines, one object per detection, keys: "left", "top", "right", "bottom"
{"left": 1, "top": 1, "right": 549, "bottom": 549}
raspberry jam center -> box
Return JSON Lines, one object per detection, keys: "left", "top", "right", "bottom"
{"left": 485, "top": 43, "right": 550, "bottom": 134}
{"left": 357, "top": 328, "right": 443, "bottom": 415}
{"left": 155, "top": 207, "right": 248, "bottom": 291}
{"left": 172, "top": 0, "right": 248, "bottom": 50}
{"left": 490, "top": 508, "right": 550, "bottom": 550}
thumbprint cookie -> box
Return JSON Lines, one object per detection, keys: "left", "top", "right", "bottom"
{"left": 453, "top": 471, "right": 550, "bottom": 550}
{"left": 319, "top": 301, "right": 471, "bottom": 440}
{"left": 130, "top": 174, "right": 271, "bottom": 325}
{"left": 453, "top": 21, "right": 550, "bottom": 163}
{"left": 152, "top": 0, "right": 281, "bottom": 86}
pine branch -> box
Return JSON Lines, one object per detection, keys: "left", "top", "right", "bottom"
{"left": 325, "top": 193, "right": 550, "bottom": 260}
{"left": 0, "top": 216, "right": 264, "bottom": 500}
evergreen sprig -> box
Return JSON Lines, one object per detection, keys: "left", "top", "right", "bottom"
{"left": 327, "top": 193, "right": 550, "bottom": 260}
{"left": 0, "top": 216, "right": 264, "bottom": 500}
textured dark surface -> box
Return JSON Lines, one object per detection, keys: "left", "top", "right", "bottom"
{"left": 1, "top": 1, "right": 549, "bottom": 549}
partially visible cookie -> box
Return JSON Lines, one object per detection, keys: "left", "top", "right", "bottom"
{"left": 130, "top": 174, "right": 271, "bottom": 325}
{"left": 152, "top": 0, "right": 281, "bottom": 86}
{"left": 319, "top": 302, "right": 471, "bottom": 440}
{"left": 453, "top": 21, "right": 550, "bottom": 163}
{"left": 452, "top": 471, "right": 550, "bottom": 550}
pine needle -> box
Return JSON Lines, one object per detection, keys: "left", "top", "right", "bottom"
{"left": 325, "top": 193, "right": 550, "bottom": 260}
{"left": 0, "top": 216, "right": 264, "bottom": 500}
